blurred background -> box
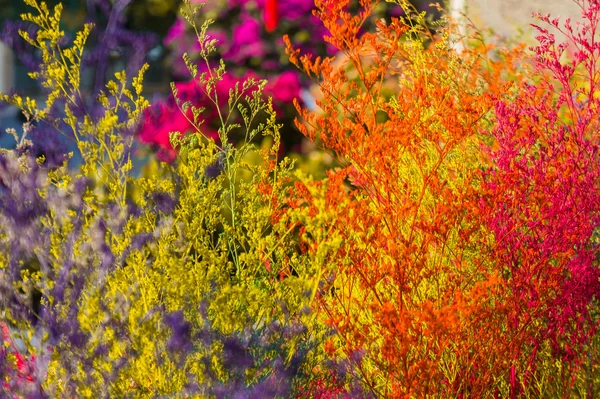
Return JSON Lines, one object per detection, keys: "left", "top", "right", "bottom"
{"left": 0, "top": 0, "right": 441, "bottom": 168}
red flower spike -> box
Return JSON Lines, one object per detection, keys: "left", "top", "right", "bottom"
{"left": 265, "top": 0, "right": 278, "bottom": 32}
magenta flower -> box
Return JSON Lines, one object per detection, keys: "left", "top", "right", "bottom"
{"left": 226, "top": 15, "right": 268, "bottom": 62}
{"left": 138, "top": 71, "right": 262, "bottom": 160}
{"left": 266, "top": 70, "right": 300, "bottom": 103}
{"left": 164, "top": 18, "right": 187, "bottom": 47}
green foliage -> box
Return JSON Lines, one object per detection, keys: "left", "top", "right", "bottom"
{"left": 0, "top": 0, "right": 335, "bottom": 396}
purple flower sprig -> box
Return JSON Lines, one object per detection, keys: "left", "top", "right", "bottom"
{"left": 161, "top": 299, "right": 369, "bottom": 399}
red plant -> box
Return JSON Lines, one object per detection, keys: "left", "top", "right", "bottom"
{"left": 478, "top": 1, "right": 600, "bottom": 394}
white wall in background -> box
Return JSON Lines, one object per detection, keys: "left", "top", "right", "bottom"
{"left": 464, "top": 0, "right": 582, "bottom": 39}
{"left": 0, "top": 42, "right": 14, "bottom": 94}
{"left": 449, "top": 0, "right": 467, "bottom": 52}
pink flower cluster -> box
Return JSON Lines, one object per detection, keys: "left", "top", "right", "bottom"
{"left": 138, "top": 69, "right": 300, "bottom": 160}
{"left": 141, "top": 0, "right": 330, "bottom": 160}
{"left": 164, "top": 0, "right": 335, "bottom": 78}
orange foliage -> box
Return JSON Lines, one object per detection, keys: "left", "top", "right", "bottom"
{"left": 284, "top": 0, "right": 536, "bottom": 396}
